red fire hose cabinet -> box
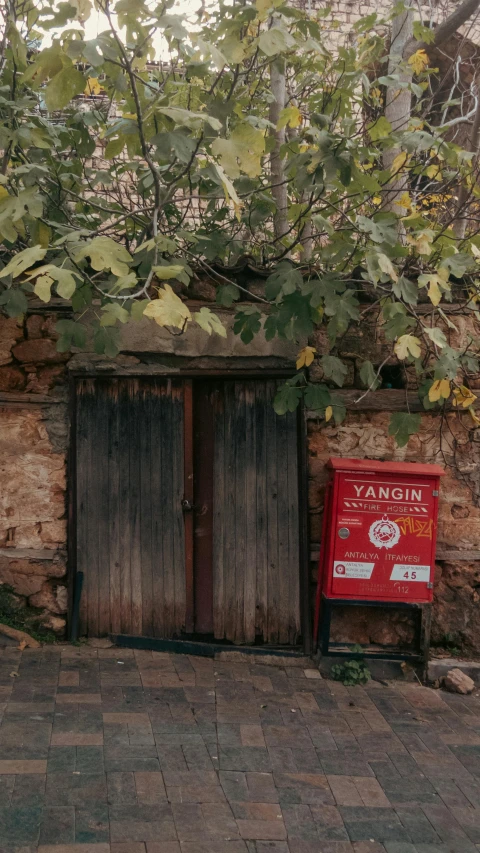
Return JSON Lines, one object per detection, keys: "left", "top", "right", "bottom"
{"left": 314, "top": 458, "right": 445, "bottom": 662}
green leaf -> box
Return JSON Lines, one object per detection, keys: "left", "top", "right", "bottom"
{"left": 0, "top": 287, "right": 28, "bottom": 317}
{"left": 273, "top": 383, "right": 302, "bottom": 415}
{"left": 156, "top": 106, "right": 221, "bottom": 131}
{"left": 359, "top": 360, "right": 380, "bottom": 390}
{"left": 388, "top": 412, "right": 421, "bottom": 448}
{"left": 368, "top": 116, "right": 392, "bottom": 141}
{"left": 392, "top": 276, "right": 418, "bottom": 306}
{"left": 55, "top": 319, "right": 86, "bottom": 351}
{"left": 212, "top": 124, "right": 265, "bottom": 179}
{"left": 0, "top": 246, "right": 47, "bottom": 279}
{"left": 93, "top": 326, "right": 120, "bottom": 357}
{"left": 44, "top": 66, "right": 85, "bottom": 111}
{"left": 265, "top": 265, "right": 303, "bottom": 300}
{"left": 216, "top": 284, "right": 239, "bottom": 307}
{"left": 304, "top": 383, "right": 331, "bottom": 411}
{"left": 233, "top": 309, "right": 262, "bottom": 344}
{"left": 194, "top": 307, "right": 227, "bottom": 337}
{"left": 320, "top": 355, "right": 348, "bottom": 387}
{"left": 100, "top": 302, "right": 130, "bottom": 327}
{"left": 258, "top": 26, "right": 295, "bottom": 56}
{"left": 152, "top": 264, "right": 186, "bottom": 280}
{"left": 424, "top": 327, "right": 447, "bottom": 348}
{"left": 74, "top": 237, "right": 132, "bottom": 277}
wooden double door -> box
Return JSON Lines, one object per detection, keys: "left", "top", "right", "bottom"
{"left": 75, "top": 376, "right": 302, "bottom": 645}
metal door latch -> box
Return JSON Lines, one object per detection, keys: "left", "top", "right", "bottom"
{"left": 181, "top": 498, "right": 196, "bottom": 512}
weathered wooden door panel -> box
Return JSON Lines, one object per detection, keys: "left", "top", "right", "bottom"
{"left": 210, "top": 379, "right": 301, "bottom": 645}
{"left": 76, "top": 378, "right": 186, "bottom": 637}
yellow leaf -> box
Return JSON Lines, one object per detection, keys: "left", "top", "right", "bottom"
{"left": 325, "top": 405, "right": 333, "bottom": 422}
{"left": 452, "top": 385, "right": 477, "bottom": 409}
{"left": 34, "top": 274, "right": 53, "bottom": 303}
{"left": 0, "top": 186, "right": 9, "bottom": 200}
{"left": 471, "top": 243, "right": 480, "bottom": 259}
{"left": 425, "top": 164, "right": 441, "bottom": 180}
{"left": 296, "top": 346, "right": 316, "bottom": 369}
{"left": 468, "top": 407, "right": 480, "bottom": 426}
{"left": 277, "top": 105, "right": 302, "bottom": 130}
{"left": 392, "top": 152, "right": 408, "bottom": 173}
{"left": 428, "top": 278, "right": 442, "bottom": 306}
{"left": 409, "top": 231, "right": 433, "bottom": 256}
{"left": 428, "top": 379, "right": 450, "bottom": 402}
{"left": 396, "top": 192, "right": 413, "bottom": 212}
{"left": 377, "top": 253, "right": 398, "bottom": 282}
{"left": 394, "top": 334, "right": 421, "bottom": 360}
{"left": 408, "top": 49, "right": 429, "bottom": 75}
{"left": 143, "top": 284, "right": 192, "bottom": 330}
{"left": 84, "top": 77, "right": 102, "bottom": 96}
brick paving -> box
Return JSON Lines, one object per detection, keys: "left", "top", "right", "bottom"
{"left": 0, "top": 647, "right": 480, "bottom": 852}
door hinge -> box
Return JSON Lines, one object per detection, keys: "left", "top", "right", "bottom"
{"left": 432, "top": 490, "right": 439, "bottom": 497}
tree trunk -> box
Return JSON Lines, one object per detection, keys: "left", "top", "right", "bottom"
{"left": 454, "top": 82, "right": 480, "bottom": 239}
{"left": 269, "top": 43, "right": 288, "bottom": 241}
{"left": 383, "top": 9, "right": 413, "bottom": 215}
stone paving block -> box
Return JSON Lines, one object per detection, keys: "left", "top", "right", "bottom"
{"left": 236, "top": 818, "right": 287, "bottom": 840}
{"left": 39, "top": 805, "right": 75, "bottom": 844}
{"left": 0, "top": 760, "right": 46, "bottom": 774}
{"left": 51, "top": 733, "right": 103, "bottom": 746}
{"left": 10, "top": 772, "right": 46, "bottom": 806}
{"left": 75, "top": 804, "right": 110, "bottom": 843}
{"left": 0, "top": 805, "right": 43, "bottom": 844}
{"left": 339, "top": 806, "right": 411, "bottom": 844}
{"left": 327, "top": 775, "right": 364, "bottom": 807}
{"left": 39, "top": 846, "right": 110, "bottom": 853}
{"left": 135, "top": 771, "right": 166, "bottom": 803}
{"left": 45, "top": 772, "right": 107, "bottom": 806}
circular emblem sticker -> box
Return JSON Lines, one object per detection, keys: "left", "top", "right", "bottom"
{"left": 335, "top": 564, "right": 346, "bottom": 575}
{"left": 368, "top": 515, "right": 401, "bottom": 550}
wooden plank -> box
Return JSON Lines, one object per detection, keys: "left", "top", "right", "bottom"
{"left": 212, "top": 382, "right": 225, "bottom": 640}
{"left": 129, "top": 380, "right": 142, "bottom": 636}
{"left": 108, "top": 380, "right": 122, "bottom": 635}
{"left": 223, "top": 380, "right": 237, "bottom": 642}
{"left": 254, "top": 381, "right": 268, "bottom": 643}
{"left": 118, "top": 380, "right": 132, "bottom": 634}
{"left": 183, "top": 379, "right": 194, "bottom": 634}
{"left": 172, "top": 379, "right": 186, "bottom": 634}
{"left": 139, "top": 383, "right": 153, "bottom": 637}
{"left": 193, "top": 381, "right": 214, "bottom": 634}
{"left": 234, "top": 381, "right": 247, "bottom": 644}
{"left": 76, "top": 380, "right": 90, "bottom": 634}
{"left": 275, "top": 389, "right": 290, "bottom": 645}
{"left": 244, "top": 381, "right": 257, "bottom": 644}
{"left": 87, "top": 381, "right": 100, "bottom": 636}
{"left": 161, "top": 379, "right": 175, "bottom": 637}
{"left": 265, "top": 380, "right": 280, "bottom": 644}
{"left": 97, "top": 382, "right": 111, "bottom": 635}
{"left": 286, "top": 407, "right": 301, "bottom": 645}
{"left": 150, "top": 382, "right": 165, "bottom": 637}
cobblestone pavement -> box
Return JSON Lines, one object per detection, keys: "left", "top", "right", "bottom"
{"left": 1, "top": 646, "right": 480, "bottom": 853}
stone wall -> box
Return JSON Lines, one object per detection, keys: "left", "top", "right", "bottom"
{"left": 0, "top": 313, "right": 69, "bottom": 634}
{"left": 308, "top": 410, "right": 480, "bottom": 651}
{"left": 1, "top": 304, "right": 480, "bottom": 652}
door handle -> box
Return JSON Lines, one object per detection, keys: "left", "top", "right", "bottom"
{"left": 181, "top": 499, "right": 196, "bottom": 512}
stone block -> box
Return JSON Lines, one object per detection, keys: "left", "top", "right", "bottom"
{"left": 443, "top": 668, "right": 475, "bottom": 694}
{"left": 0, "top": 316, "right": 22, "bottom": 365}
{"left": 12, "top": 338, "right": 68, "bottom": 365}
{"left": 0, "top": 365, "right": 26, "bottom": 391}
{"left": 29, "top": 581, "right": 68, "bottom": 614}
